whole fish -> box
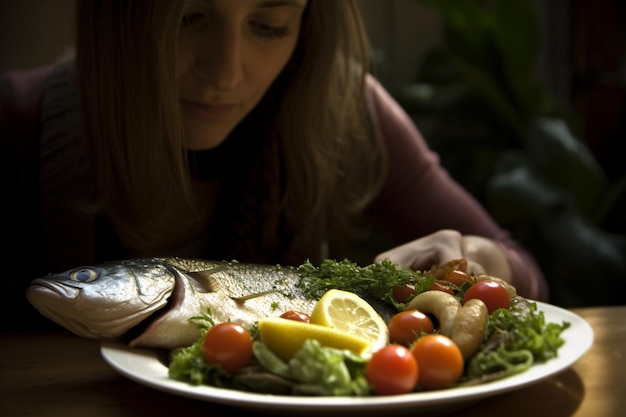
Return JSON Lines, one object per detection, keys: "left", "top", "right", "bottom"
{"left": 26, "top": 257, "right": 320, "bottom": 349}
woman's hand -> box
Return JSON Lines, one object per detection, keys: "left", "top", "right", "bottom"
{"left": 374, "top": 229, "right": 513, "bottom": 282}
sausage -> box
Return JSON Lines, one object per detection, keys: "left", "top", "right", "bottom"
{"left": 450, "top": 298, "right": 488, "bottom": 360}
{"left": 404, "top": 291, "right": 460, "bottom": 336}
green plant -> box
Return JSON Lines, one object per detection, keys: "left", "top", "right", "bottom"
{"left": 394, "top": 0, "right": 626, "bottom": 307}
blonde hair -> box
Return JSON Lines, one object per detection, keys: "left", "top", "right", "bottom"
{"left": 75, "top": 0, "right": 386, "bottom": 252}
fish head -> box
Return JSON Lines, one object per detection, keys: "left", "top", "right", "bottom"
{"left": 26, "top": 258, "right": 176, "bottom": 341}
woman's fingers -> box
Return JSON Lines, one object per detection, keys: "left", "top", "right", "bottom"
{"left": 374, "top": 229, "right": 465, "bottom": 270}
{"left": 375, "top": 230, "right": 493, "bottom": 278}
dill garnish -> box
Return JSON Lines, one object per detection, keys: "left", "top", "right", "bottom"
{"left": 295, "top": 259, "right": 435, "bottom": 310}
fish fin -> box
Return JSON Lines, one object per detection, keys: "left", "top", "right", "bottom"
{"left": 231, "top": 289, "right": 280, "bottom": 303}
{"left": 187, "top": 271, "right": 223, "bottom": 293}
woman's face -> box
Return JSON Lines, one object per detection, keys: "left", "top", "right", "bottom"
{"left": 177, "top": 0, "right": 308, "bottom": 150}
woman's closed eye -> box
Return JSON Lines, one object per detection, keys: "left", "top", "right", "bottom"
{"left": 181, "top": 14, "right": 290, "bottom": 40}
{"left": 181, "top": 13, "right": 206, "bottom": 28}
{"left": 249, "top": 21, "right": 290, "bottom": 39}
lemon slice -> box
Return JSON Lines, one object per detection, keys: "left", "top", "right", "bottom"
{"left": 309, "top": 289, "right": 389, "bottom": 353}
{"left": 258, "top": 318, "right": 370, "bottom": 361}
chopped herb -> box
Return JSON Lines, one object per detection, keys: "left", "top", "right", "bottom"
{"left": 296, "top": 259, "right": 434, "bottom": 310}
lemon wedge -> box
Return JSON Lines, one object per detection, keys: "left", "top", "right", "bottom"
{"left": 258, "top": 318, "right": 370, "bottom": 361}
{"left": 309, "top": 289, "right": 389, "bottom": 353}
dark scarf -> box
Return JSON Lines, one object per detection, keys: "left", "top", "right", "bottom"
{"left": 198, "top": 104, "right": 325, "bottom": 266}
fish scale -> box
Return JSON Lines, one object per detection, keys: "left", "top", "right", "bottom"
{"left": 167, "top": 258, "right": 305, "bottom": 299}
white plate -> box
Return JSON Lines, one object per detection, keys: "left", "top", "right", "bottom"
{"left": 101, "top": 302, "right": 593, "bottom": 415}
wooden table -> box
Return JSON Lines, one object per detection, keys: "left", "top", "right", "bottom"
{"left": 1, "top": 306, "right": 624, "bottom": 417}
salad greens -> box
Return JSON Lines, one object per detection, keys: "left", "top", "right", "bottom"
{"left": 465, "top": 297, "right": 570, "bottom": 382}
{"left": 251, "top": 339, "right": 370, "bottom": 396}
{"left": 168, "top": 311, "right": 370, "bottom": 396}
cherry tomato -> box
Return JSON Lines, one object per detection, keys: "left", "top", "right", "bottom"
{"left": 410, "top": 334, "right": 464, "bottom": 390}
{"left": 392, "top": 284, "right": 416, "bottom": 303}
{"left": 387, "top": 310, "right": 435, "bottom": 346}
{"left": 366, "top": 344, "right": 419, "bottom": 395}
{"left": 279, "top": 310, "right": 311, "bottom": 322}
{"left": 463, "top": 280, "right": 510, "bottom": 314}
{"left": 429, "top": 281, "right": 455, "bottom": 295}
{"left": 202, "top": 322, "right": 253, "bottom": 373}
{"left": 442, "top": 270, "right": 473, "bottom": 287}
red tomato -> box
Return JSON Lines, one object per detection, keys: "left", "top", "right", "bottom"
{"left": 443, "top": 270, "right": 474, "bottom": 287}
{"left": 202, "top": 323, "right": 253, "bottom": 373}
{"left": 429, "top": 281, "right": 455, "bottom": 295}
{"left": 387, "top": 310, "right": 435, "bottom": 346}
{"left": 279, "top": 310, "right": 311, "bottom": 322}
{"left": 410, "top": 334, "right": 464, "bottom": 390}
{"left": 463, "top": 280, "right": 510, "bottom": 314}
{"left": 392, "top": 284, "right": 416, "bottom": 303}
{"left": 366, "top": 344, "right": 419, "bottom": 395}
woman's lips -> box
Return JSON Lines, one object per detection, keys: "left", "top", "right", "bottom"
{"left": 182, "top": 100, "right": 237, "bottom": 121}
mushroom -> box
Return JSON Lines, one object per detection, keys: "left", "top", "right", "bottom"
{"left": 404, "top": 291, "right": 460, "bottom": 336}
{"left": 450, "top": 298, "right": 489, "bottom": 360}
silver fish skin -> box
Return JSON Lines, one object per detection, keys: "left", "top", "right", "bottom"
{"left": 26, "top": 257, "right": 317, "bottom": 349}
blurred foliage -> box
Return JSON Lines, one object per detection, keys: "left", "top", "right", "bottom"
{"left": 393, "top": 0, "right": 626, "bottom": 307}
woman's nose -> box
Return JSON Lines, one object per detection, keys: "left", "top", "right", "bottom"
{"left": 194, "top": 27, "right": 243, "bottom": 91}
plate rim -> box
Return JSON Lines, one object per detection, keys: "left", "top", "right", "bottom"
{"left": 100, "top": 301, "right": 594, "bottom": 412}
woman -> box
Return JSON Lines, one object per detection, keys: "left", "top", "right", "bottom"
{"left": 0, "top": 0, "right": 548, "bottom": 328}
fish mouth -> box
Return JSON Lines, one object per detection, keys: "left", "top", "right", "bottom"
{"left": 26, "top": 278, "right": 162, "bottom": 341}
{"left": 26, "top": 279, "right": 100, "bottom": 339}
{"left": 27, "top": 278, "right": 82, "bottom": 300}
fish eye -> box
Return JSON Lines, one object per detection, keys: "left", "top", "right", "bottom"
{"left": 69, "top": 268, "right": 100, "bottom": 283}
